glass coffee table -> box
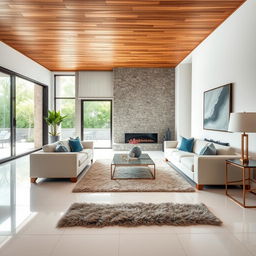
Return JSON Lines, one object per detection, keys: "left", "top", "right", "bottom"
{"left": 111, "top": 153, "right": 156, "bottom": 180}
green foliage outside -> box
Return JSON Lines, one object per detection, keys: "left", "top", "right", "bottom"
{"left": 84, "top": 101, "right": 110, "bottom": 128}
{"left": 58, "top": 99, "right": 75, "bottom": 129}
{"left": 56, "top": 76, "right": 75, "bottom": 129}
{"left": 15, "top": 78, "right": 35, "bottom": 128}
{"left": 0, "top": 77, "right": 36, "bottom": 129}
{"left": 0, "top": 78, "right": 11, "bottom": 128}
{"left": 0, "top": 75, "right": 110, "bottom": 131}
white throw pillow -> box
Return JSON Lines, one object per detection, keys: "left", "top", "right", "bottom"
{"left": 176, "top": 136, "right": 182, "bottom": 148}
{"left": 42, "top": 142, "right": 58, "bottom": 152}
{"left": 59, "top": 140, "right": 71, "bottom": 152}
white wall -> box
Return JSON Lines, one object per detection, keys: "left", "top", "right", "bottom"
{"left": 0, "top": 41, "right": 51, "bottom": 86}
{"left": 185, "top": 0, "right": 256, "bottom": 155}
{"left": 175, "top": 63, "right": 192, "bottom": 139}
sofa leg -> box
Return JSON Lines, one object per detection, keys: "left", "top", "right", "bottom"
{"left": 91, "top": 159, "right": 93, "bottom": 164}
{"left": 31, "top": 177, "right": 37, "bottom": 183}
{"left": 70, "top": 177, "right": 77, "bottom": 183}
{"left": 164, "top": 158, "right": 168, "bottom": 162}
{"left": 196, "top": 184, "right": 204, "bottom": 190}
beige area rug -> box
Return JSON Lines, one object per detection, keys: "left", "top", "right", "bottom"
{"left": 57, "top": 202, "right": 222, "bottom": 228}
{"left": 72, "top": 159, "right": 195, "bottom": 192}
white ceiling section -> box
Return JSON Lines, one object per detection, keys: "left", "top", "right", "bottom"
{"left": 0, "top": 41, "right": 51, "bottom": 86}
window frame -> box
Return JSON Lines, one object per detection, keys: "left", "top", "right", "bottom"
{"left": 81, "top": 99, "right": 113, "bottom": 149}
{"left": 0, "top": 66, "right": 48, "bottom": 164}
{"left": 54, "top": 75, "right": 76, "bottom": 138}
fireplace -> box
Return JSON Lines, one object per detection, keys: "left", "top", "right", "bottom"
{"left": 125, "top": 133, "right": 158, "bottom": 144}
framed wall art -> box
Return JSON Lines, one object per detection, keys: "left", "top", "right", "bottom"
{"left": 203, "top": 83, "right": 232, "bottom": 131}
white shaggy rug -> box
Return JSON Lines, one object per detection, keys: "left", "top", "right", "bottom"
{"left": 72, "top": 159, "right": 195, "bottom": 192}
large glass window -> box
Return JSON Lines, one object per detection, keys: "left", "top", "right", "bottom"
{"left": 54, "top": 75, "right": 76, "bottom": 139}
{"left": 15, "top": 77, "right": 43, "bottom": 155}
{"left": 0, "top": 72, "right": 11, "bottom": 160}
{"left": 0, "top": 67, "right": 46, "bottom": 163}
{"left": 82, "top": 100, "right": 112, "bottom": 148}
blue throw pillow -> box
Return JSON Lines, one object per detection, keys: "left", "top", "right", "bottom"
{"left": 179, "top": 137, "right": 194, "bottom": 152}
{"left": 55, "top": 143, "right": 68, "bottom": 152}
{"left": 69, "top": 137, "right": 83, "bottom": 152}
{"left": 199, "top": 143, "right": 217, "bottom": 155}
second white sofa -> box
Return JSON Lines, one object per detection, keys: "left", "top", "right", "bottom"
{"left": 164, "top": 139, "right": 241, "bottom": 190}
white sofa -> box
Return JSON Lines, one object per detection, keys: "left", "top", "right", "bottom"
{"left": 164, "top": 139, "right": 241, "bottom": 190}
{"left": 30, "top": 140, "right": 94, "bottom": 183}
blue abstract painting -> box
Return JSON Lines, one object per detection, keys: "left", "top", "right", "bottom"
{"left": 204, "top": 84, "right": 232, "bottom": 131}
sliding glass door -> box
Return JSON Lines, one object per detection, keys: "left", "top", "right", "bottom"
{"left": 15, "top": 77, "right": 43, "bottom": 155}
{"left": 82, "top": 100, "right": 112, "bottom": 148}
{"left": 0, "top": 67, "right": 46, "bottom": 163}
{"left": 0, "top": 72, "right": 11, "bottom": 160}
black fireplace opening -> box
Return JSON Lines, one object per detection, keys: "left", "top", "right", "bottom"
{"left": 125, "top": 133, "right": 158, "bottom": 144}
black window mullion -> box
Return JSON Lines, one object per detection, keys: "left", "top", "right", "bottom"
{"left": 10, "top": 75, "right": 16, "bottom": 157}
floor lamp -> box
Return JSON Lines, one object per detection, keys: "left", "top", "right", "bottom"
{"left": 228, "top": 112, "right": 256, "bottom": 164}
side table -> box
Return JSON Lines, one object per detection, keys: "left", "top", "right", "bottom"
{"left": 225, "top": 159, "right": 256, "bottom": 208}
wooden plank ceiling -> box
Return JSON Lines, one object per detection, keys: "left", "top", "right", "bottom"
{"left": 0, "top": 0, "right": 245, "bottom": 71}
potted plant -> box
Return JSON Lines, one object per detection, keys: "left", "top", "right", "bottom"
{"left": 44, "top": 110, "right": 67, "bottom": 143}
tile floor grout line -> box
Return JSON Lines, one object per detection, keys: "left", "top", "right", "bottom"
{"left": 176, "top": 232, "right": 190, "bottom": 256}
{"left": 49, "top": 235, "right": 62, "bottom": 256}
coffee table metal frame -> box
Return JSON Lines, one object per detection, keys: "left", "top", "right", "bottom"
{"left": 111, "top": 153, "right": 156, "bottom": 180}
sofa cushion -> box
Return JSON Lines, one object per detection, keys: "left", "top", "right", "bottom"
{"left": 179, "top": 137, "right": 194, "bottom": 152}
{"left": 214, "top": 144, "right": 234, "bottom": 155}
{"left": 204, "top": 138, "right": 229, "bottom": 146}
{"left": 59, "top": 140, "right": 71, "bottom": 152}
{"left": 69, "top": 137, "right": 83, "bottom": 152}
{"left": 180, "top": 157, "right": 194, "bottom": 172}
{"left": 165, "top": 148, "right": 178, "bottom": 155}
{"left": 77, "top": 153, "right": 89, "bottom": 166}
{"left": 55, "top": 143, "right": 69, "bottom": 152}
{"left": 199, "top": 143, "right": 217, "bottom": 155}
{"left": 81, "top": 149, "right": 93, "bottom": 158}
{"left": 172, "top": 151, "right": 195, "bottom": 162}
{"left": 193, "top": 139, "right": 234, "bottom": 155}
{"left": 193, "top": 140, "right": 209, "bottom": 155}
{"left": 42, "top": 142, "right": 57, "bottom": 152}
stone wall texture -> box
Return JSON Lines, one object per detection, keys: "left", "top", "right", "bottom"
{"left": 113, "top": 67, "right": 175, "bottom": 143}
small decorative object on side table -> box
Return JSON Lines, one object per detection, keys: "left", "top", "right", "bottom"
{"left": 225, "top": 159, "right": 256, "bottom": 208}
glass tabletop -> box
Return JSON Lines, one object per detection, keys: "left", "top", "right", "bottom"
{"left": 112, "top": 153, "right": 155, "bottom": 165}
{"left": 226, "top": 159, "right": 256, "bottom": 168}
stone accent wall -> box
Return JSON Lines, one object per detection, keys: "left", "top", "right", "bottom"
{"left": 113, "top": 68, "right": 175, "bottom": 144}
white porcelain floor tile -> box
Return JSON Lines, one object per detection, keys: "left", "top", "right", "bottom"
{"left": 1, "top": 150, "right": 256, "bottom": 256}
{"left": 234, "top": 233, "right": 256, "bottom": 256}
{"left": 52, "top": 234, "right": 119, "bottom": 256}
{"left": 0, "top": 235, "right": 60, "bottom": 256}
{"left": 119, "top": 233, "right": 186, "bottom": 256}
{"left": 19, "top": 212, "right": 65, "bottom": 235}
{"left": 0, "top": 236, "right": 11, "bottom": 249}
{"left": 118, "top": 225, "right": 177, "bottom": 234}
{"left": 178, "top": 233, "right": 252, "bottom": 256}
{"left": 62, "top": 226, "right": 120, "bottom": 235}
{"left": 174, "top": 224, "right": 229, "bottom": 234}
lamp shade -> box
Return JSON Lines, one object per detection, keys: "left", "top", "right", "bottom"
{"left": 228, "top": 112, "right": 256, "bottom": 133}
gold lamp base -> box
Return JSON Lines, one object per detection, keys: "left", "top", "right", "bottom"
{"left": 240, "top": 158, "right": 249, "bottom": 164}
{"left": 241, "top": 132, "right": 249, "bottom": 165}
